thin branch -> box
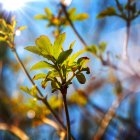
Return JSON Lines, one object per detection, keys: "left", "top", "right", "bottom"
{"left": 60, "top": 3, "right": 88, "bottom": 48}
{"left": 0, "top": 61, "right": 3, "bottom": 78}
{"left": 0, "top": 122, "right": 29, "bottom": 140}
{"left": 93, "top": 88, "right": 139, "bottom": 140}
{"left": 94, "top": 94, "right": 123, "bottom": 140}
{"left": 123, "top": 0, "right": 131, "bottom": 60}
{"left": 62, "top": 89, "right": 71, "bottom": 140}
{"left": 41, "top": 117, "right": 60, "bottom": 130}
{"left": 99, "top": 55, "right": 133, "bottom": 75}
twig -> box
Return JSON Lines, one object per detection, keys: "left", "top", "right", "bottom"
{"left": 99, "top": 55, "right": 133, "bottom": 75}
{"left": 94, "top": 94, "right": 123, "bottom": 140}
{"left": 60, "top": 3, "right": 88, "bottom": 48}
{"left": 41, "top": 117, "right": 60, "bottom": 130}
{"left": 62, "top": 88, "right": 71, "bottom": 140}
{"left": 0, "top": 61, "right": 3, "bottom": 78}
{"left": 93, "top": 88, "right": 139, "bottom": 140}
{"left": 0, "top": 122, "right": 29, "bottom": 140}
{"left": 42, "top": 117, "right": 66, "bottom": 139}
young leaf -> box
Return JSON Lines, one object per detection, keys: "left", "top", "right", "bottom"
{"left": 44, "top": 8, "right": 52, "bottom": 19}
{"left": 81, "top": 67, "right": 90, "bottom": 74}
{"left": 99, "top": 42, "right": 107, "bottom": 53}
{"left": 18, "top": 26, "right": 27, "bottom": 31}
{"left": 74, "top": 13, "right": 89, "bottom": 21}
{"left": 0, "top": 19, "right": 7, "bottom": 31}
{"left": 77, "top": 57, "right": 89, "bottom": 67}
{"left": 20, "top": 86, "right": 37, "bottom": 97}
{"left": 20, "top": 86, "right": 30, "bottom": 94}
{"left": 33, "top": 73, "right": 47, "bottom": 80}
{"left": 30, "top": 61, "right": 54, "bottom": 71}
{"left": 0, "top": 37, "right": 6, "bottom": 42}
{"left": 51, "top": 81, "right": 59, "bottom": 93}
{"left": 57, "top": 49, "right": 72, "bottom": 64}
{"left": 69, "top": 40, "right": 76, "bottom": 49}
{"left": 97, "top": 7, "right": 116, "bottom": 18}
{"left": 35, "top": 35, "right": 52, "bottom": 55}
{"left": 41, "top": 79, "right": 48, "bottom": 89}
{"left": 68, "top": 8, "right": 76, "bottom": 17}
{"left": 34, "top": 14, "right": 47, "bottom": 20}
{"left": 30, "top": 86, "right": 38, "bottom": 97}
{"left": 68, "top": 49, "right": 85, "bottom": 65}
{"left": 87, "top": 45, "right": 98, "bottom": 56}
{"left": 25, "top": 46, "right": 42, "bottom": 56}
{"left": 53, "top": 33, "right": 66, "bottom": 58}
{"left": 76, "top": 73, "right": 86, "bottom": 84}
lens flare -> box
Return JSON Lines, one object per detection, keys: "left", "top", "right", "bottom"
{"left": 0, "top": 0, "right": 27, "bottom": 11}
{"left": 0, "top": 0, "right": 42, "bottom": 12}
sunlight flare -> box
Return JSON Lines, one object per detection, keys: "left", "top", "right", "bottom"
{"left": 0, "top": 0, "right": 40, "bottom": 11}
{"left": 0, "top": 0, "right": 27, "bottom": 11}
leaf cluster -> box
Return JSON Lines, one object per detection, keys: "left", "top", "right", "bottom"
{"left": 0, "top": 18, "right": 26, "bottom": 49}
{"left": 97, "top": 0, "right": 140, "bottom": 22}
{"left": 87, "top": 42, "right": 107, "bottom": 58}
{"left": 25, "top": 33, "right": 90, "bottom": 93}
{"left": 34, "top": 7, "right": 89, "bottom": 37}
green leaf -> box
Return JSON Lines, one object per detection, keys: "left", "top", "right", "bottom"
{"left": 74, "top": 13, "right": 89, "bottom": 21}
{"left": 68, "top": 8, "right": 76, "bottom": 17}
{"left": 97, "top": 7, "right": 116, "bottom": 18}
{"left": 44, "top": 8, "right": 52, "bottom": 19}
{"left": 81, "top": 67, "right": 90, "bottom": 74}
{"left": 53, "top": 33, "right": 66, "bottom": 58}
{"left": 87, "top": 45, "right": 98, "bottom": 56}
{"left": 99, "top": 42, "right": 107, "bottom": 53}
{"left": 69, "top": 49, "right": 85, "bottom": 65}
{"left": 20, "top": 86, "right": 30, "bottom": 94}
{"left": 7, "top": 24, "right": 13, "bottom": 32}
{"left": 34, "top": 14, "right": 47, "bottom": 20}
{"left": 48, "top": 70, "right": 60, "bottom": 78}
{"left": 41, "top": 80, "right": 48, "bottom": 89}
{"left": 69, "top": 40, "right": 76, "bottom": 49}
{"left": 57, "top": 49, "right": 72, "bottom": 64}
{"left": 0, "top": 30, "right": 6, "bottom": 36}
{"left": 30, "top": 86, "right": 38, "bottom": 97}
{"left": 18, "top": 26, "right": 27, "bottom": 31}
{"left": 20, "top": 86, "right": 37, "bottom": 97}
{"left": 25, "top": 46, "right": 42, "bottom": 56}
{"left": 51, "top": 81, "right": 59, "bottom": 93}
{"left": 30, "top": 61, "right": 54, "bottom": 71}
{"left": 35, "top": 35, "right": 53, "bottom": 55}
{"left": 33, "top": 73, "right": 47, "bottom": 80}
{"left": 0, "top": 19, "right": 7, "bottom": 31}
{"left": 76, "top": 73, "right": 86, "bottom": 84}
{"left": 0, "top": 37, "right": 6, "bottom": 42}
{"left": 77, "top": 57, "right": 89, "bottom": 67}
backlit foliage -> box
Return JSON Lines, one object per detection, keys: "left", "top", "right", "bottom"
{"left": 0, "top": 18, "right": 26, "bottom": 49}
{"left": 23, "top": 33, "right": 90, "bottom": 94}
{"left": 35, "top": 7, "right": 89, "bottom": 37}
